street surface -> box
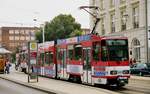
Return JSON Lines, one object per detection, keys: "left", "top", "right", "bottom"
{"left": 94, "top": 78, "right": 150, "bottom": 94}
{"left": 117, "top": 79, "right": 150, "bottom": 94}
{"left": 0, "top": 78, "right": 48, "bottom": 94}
{"left": 0, "top": 64, "right": 149, "bottom": 94}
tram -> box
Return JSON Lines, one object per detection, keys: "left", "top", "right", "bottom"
{"left": 37, "top": 34, "right": 130, "bottom": 87}
{"left": 56, "top": 34, "right": 130, "bottom": 86}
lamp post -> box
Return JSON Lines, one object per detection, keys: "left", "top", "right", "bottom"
{"left": 33, "top": 19, "right": 45, "bottom": 75}
{"left": 42, "top": 23, "right": 45, "bottom": 44}
{"left": 33, "top": 19, "right": 45, "bottom": 44}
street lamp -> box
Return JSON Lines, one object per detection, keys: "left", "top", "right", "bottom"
{"left": 33, "top": 19, "right": 45, "bottom": 44}
{"left": 33, "top": 19, "right": 45, "bottom": 75}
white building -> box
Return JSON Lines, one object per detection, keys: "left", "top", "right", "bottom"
{"left": 90, "top": 0, "right": 150, "bottom": 63}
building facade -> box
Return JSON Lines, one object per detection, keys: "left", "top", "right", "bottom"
{"left": 0, "top": 27, "right": 38, "bottom": 52}
{"left": 90, "top": 0, "right": 150, "bottom": 63}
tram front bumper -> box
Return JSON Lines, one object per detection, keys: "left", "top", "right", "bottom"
{"left": 117, "top": 77, "right": 128, "bottom": 86}
{"left": 107, "top": 76, "right": 129, "bottom": 86}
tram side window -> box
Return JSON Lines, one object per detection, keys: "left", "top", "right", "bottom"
{"left": 40, "top": 53, "right": 45, "bottom": 65}
{"left": 49, "top": 52, "right": 53, "bottom": 65}
{"left": 68, "top": 45, "right": 74, "bottom": 60}
{"left": 74, "top": 44, "right": 82, "bottom": 60}
{"left": 92, "top": 42, "right": 100, "bottom": 61}
{"left": 57, "top": 49, "right": 62, "bottom": 60}
{"left": 68, "top": 50, "right": 73, "bottom": 60}
{"left": 101, "top": 40, "right": 108, "bottom": 61}
{"left": 45, "top": 52, "right": 50, "bottom": 66}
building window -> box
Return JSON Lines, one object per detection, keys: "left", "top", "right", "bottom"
{"left": 15, "top": 30, "right": 19, "bottom": 34}
{"left": 110, "top": 13, "right": 115, "bottom": 33}
{"left": 20, "top": 30, "right": 24, "bottom": 35}
{"left": 9, "top": 36, "right": 14, "bottom": 40}
{"left": 20, "top": 36, "right": 25, "bottom": 40}
{"left": 110, "top": 0, "right": 115, "bottom": 7}
{"left": 31, "top": 36, "right": 35, "bottom": 40}
{"left": 9, "top": 30, "right": 14, "bottom": 34}
{"left": 25, "top": 30, "right": 30, "bottom": 35}
{"left": 101, "top": 17, "right": 105, "bottom": 35}
{"left": 100, "top": 0, "right": 105, "bottom": 10}
{"left": 133, "top": 6, "right": 139, "bottom": 28}
{"left": 121, "top": 9, "right": 127, "bottom": 31}
{"left": 120, "top": 0, "right": 126, "bottom": 4}
{"left": 131, "top": 38, "right": 140, "bottom": 62}
{"left": 15, "top": 36, "right": 19, "bottom": 40}
{"left": 26, "top": 36, "right": 30, "bottom": 40}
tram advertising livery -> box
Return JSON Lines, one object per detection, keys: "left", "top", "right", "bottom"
{"left": 35, "top": 34, "right": 130, "bottom": 87}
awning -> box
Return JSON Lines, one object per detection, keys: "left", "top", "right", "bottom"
{"left": 0, "top": 47, "right": 12, "bottom": 54}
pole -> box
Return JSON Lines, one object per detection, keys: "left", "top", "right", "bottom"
{"left": 145, "top": 0, "right": 149, "bottom": 62}
{"left": 28, "top": 42, "right": 30, "bottom": 83}
{"left": 42, "top": 23, "right": 45, "bottom": 44}
{"left": 42, "top": 23, "right": 45, "bottom": 75}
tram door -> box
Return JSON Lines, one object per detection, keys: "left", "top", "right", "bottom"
{"left": 60, "top": 49, "right": 67, "bottom": 79}
{"left": 83, "top": 47, "right": 92, "bottom": 84}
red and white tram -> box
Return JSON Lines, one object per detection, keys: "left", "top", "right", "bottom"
{"left": 36, "top": 34, "right": 130, "bottom": 87}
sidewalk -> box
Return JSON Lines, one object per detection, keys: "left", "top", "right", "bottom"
{"left": 0, "top": 71, "right": 120, "bottom": 94}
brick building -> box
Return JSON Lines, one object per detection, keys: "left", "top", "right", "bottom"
{"left": 0, "top": 27, "right": 38, "bottom": 52}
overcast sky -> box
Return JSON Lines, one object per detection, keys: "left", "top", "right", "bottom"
{"left": 0, "top": 0, "right": 89, "bottom": 28}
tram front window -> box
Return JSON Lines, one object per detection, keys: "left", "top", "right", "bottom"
{"left": 108, "top": 46, "right": 128, "bottom": 61}
{"left": 106, "top": 39, "right": 128, "bottom": 61}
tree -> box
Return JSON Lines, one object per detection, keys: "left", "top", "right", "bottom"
{"left": 69, "top": 29, "right": 83, "bottom": 37}
{"left": 35, "top": 28, "right": 43, "bottom": 43}
{"left": 35, "top": 14, "right": 82, "bottom": 42}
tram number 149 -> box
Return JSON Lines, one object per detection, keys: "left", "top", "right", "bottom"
{"left": 98, "top": 78, "right": 102, "bottom": 82}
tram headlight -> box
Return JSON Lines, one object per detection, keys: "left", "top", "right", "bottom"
{"left": 110, "top": 70, "right": 117, "bottom": 75}
{"left": 123, "top": 70, "right": 129, "bottom": 74}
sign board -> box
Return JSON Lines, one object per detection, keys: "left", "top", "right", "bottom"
{"left": 28, "top": 41, "right": 38, "bottom": 83}
{"left": 30, "top": 42, "right": 37, "bottom": 51}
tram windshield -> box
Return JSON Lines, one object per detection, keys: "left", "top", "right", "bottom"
{"left": 101, "top": 39, "right": 128, "bottom": 61}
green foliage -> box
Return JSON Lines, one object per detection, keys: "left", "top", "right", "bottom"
{"left": 35, "top": 29, "right": 43, "bottom": 43}
{"left": 35, "top": 14, "right": 82, "bottom": 42}
{"left": 69, "top": 29, "right": 83, "bottom": 37}
{"left": 11, "top": 52, "right": 16, "bottom": 63}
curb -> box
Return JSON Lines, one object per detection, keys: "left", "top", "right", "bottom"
{"left": 0, "top": 76, "right": 65, "bottom": 94}
{"left": 130, "top": 76, "right": 150, "bottom": 81}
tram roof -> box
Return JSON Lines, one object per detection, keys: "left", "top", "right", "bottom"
{"left": 56, "top": 34, "right": 127, "bottom": 45}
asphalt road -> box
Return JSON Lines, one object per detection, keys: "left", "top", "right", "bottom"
{"left": 0, "top": 78, "right": 48, "bottom": 94}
